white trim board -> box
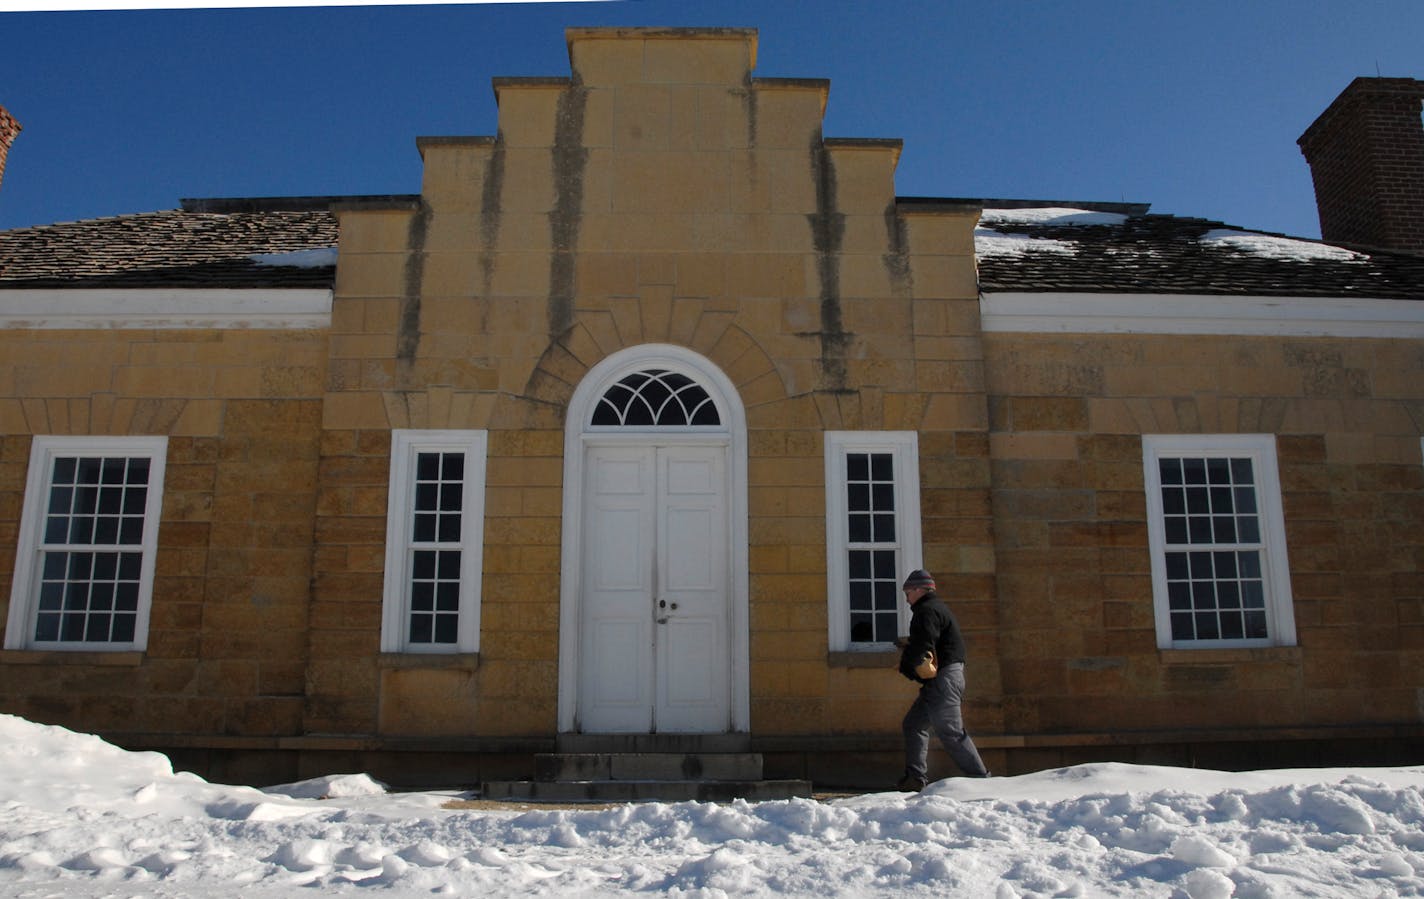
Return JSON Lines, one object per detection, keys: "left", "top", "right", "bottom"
{"left": 980, "top": 291, "right": 1424, "bottom": 338}
{"left": 0, "top": 289, "right": 333, "bottom": 329}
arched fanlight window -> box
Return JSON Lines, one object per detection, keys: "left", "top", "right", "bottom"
{"left": 590, "top": 368, "right": 721, "bottom": 427}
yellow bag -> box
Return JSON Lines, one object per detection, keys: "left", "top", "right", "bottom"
{"left": 914, "top": 650, "right": 938, "bottom": 679}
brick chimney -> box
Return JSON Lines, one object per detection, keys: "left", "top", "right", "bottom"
{"left": 0, "top": 104, "right": 19, "bottom": 198}
{"left": 1297, "top": 77, "right": 1424, "bottom": 253}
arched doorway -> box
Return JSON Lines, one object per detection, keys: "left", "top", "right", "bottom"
{"left": 557, "top": 345, "right": 749, "bottom": 734}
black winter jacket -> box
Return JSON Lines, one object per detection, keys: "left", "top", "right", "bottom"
{"left": 898, "top": 591, "right": 967, "bottom": 682}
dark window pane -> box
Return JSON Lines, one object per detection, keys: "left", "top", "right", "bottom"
{"left": 1192, "top": 581, "right": 1217, "bottom": 609}
{"left": 45, "top": 516, "right": 68, "bottom": 544}
{"left": 101, "top": 459, "right": 127, "bottom": 485}
{"left": 413, "top": 514, "right": 436, "bottom": 543}
{"left": 85, "top": 614, "right": 112, "bottom": 642}
{"left": 75, "top": 486, "right": 99, "bottom": 514}
{"left": 1168, "top": 581, "right": 1192, "bottom": 610}
{"left": 411, "top": 582, "right": 434, "bottom": 612}
{"left": 68, "top": 516, "right": 95, "bottom": 544}
{"left": 412, "top": 551, "right": 436, "bottom": 580}
{"left": 1234, "top": 487, "right": 1257, "bottom": 514}
{"left": 94, "top": 516, "right": 119, "bottom": 545}
{"left": 872, "top": 514, "right": 896, "bottom": 542}
{"left": 415, "top": 483, "right": 438, "bottom": 512}
{"left": 623, "top": 398, "right": 654, "bottom": 426}
{"left": 847, "top": 454, "right": 868, "bottom": 481}
{"left": 1194, "top": 612, "right": 1220, "bottom": 640}
{"left": 690, "top": 402, "right": 721, "bottom": 426}
{"left": 434, "top": 615, "right": 458, "bottom": 644}
{"left": 118, "top": 553, "right": 141, "bottom": 581}
{"left": 98, "top": 487, "right": 123, "bottom": 515}
{"left": 119, "top": 517, "right": 144, "bottom": 545}
{"left": 436, "top": 582, "right": 460, "bottom": 611}
{"left": 1183, "top": 459, "right": 1207, "bottom": 484}
{"left": 69, "top": 552, "right": 94, "bottom": 579}
{"left": 1185, "top": 487, "right": 1209, "bottom": 515}
{"left": 848, "top": 551, "right": 870, "bottom": 579}
{"left": 1209, "top": 487, "right": 1233, "bottom": 513}
{"left": 1162, "top": 487, "right": 1185, "bottom": 515}
{"left": 437, "top": 514, "right": 461, "bottom": 543}
{"left": 847, "top": 484, "right": 870, "bottom": 512}
{"left": 1188, "top": 516, "right": 1213, "bottom": 544}
{"left": 48, "top": 487, "right": 73, "bottom": 514}
{"left": 1171, "top": 612, "right": 1194, "bottom": 640}
{"left": 1230, "top": 458, "right": 1254, "bottom": 485}
{"left": 416, "top": 452, "right": 441, "bottom": 480}
{"left": 1206, "top": 458, "right": 1230, "bottom": 485}
{"left": 128, "top": 458, "right": 150, "bottom": 485}
{"left": 35, "top": 613, "right": 60, "bottom": 642}
{"left": 848, "top": 580, "right": 871, "bottom": 610}
{"left": 1219, "top": 613, "right": 1244, "bottom": 640}
{"left": 1239, "top": 552, "right": 1262, "bottom": 578}
{"left": 437, "top": 551, "right": 461, "bottom": 579}
{"left": 53, "top": 457, "right": 77, "bottom": 484}
{"left": 1218, "top": 582, "right": 1241, "bottom": 609}
{"left": 39, "top": 581, "right": 64, "bottom": 610}
{"left": 1238, "top": 516, "right": 1260, "bottom": 543}
{"left": 1244, "top": 611, "right": 1268, "bottom": 638}
{"left": 874, "top": 613, "right": 898, "bottom": 644}
{"left": 874, "top": 582, "right": 897, "bottom": 610}
{"left": 848, "top": 514, "right": 870, "bottom": 543}
{"left": 1214, "top": 552, "right": 1238, "bottom": 579}
{"left": 409, "top": 616, "right": 433, "bottom": 644}
{"left": 439, "top": 483, "right": 462, "bottom": 512}
{"left": 850, "top": 614, "right": 873, "bottom": 643}
{"left": 1159, "top": 458, "right": 1182, "bottom": 485}
{"left": 90, "top": 583, "right": 114, "bottom": 611}
{"left": 871, "top": 484, "right": 895, "bottom": 512}
{"left": 115, "top": 583, "right": 139, "bottom": 612}
{"left": 872, "top": 551, "right": 896, "bottom": 579}
{"left": 870, "top": 454, "right": 893, "bottom": 481}
{"left": 1165, "top": 552, "right": 1189, "bottom": 580}
{"left": 61, "top": 614, "right": 86, "bottom": 641}
{"left": 112, "top": 615, "right": 136, "bottom": 643}
{"left": 1189, "top": 552, "right": 1214, "bottom": 579}
{"left": 1212, "top": 517, "right": 1236, "bottom": 543}
{"left": 441, "top": 453, "right": 464, "bottom": 480}
{"left": 1241, "top": 580, "right": 1265, "bottom": 609}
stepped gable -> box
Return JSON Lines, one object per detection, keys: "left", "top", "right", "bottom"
{"left": 0, "top": 196, "right": 357, "bottom": 289}
{"left": 970, "top": 203, "right": 1424, "bottom": 300}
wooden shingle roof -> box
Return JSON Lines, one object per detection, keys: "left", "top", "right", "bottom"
{"left": 970, "top": 205, "right": 1424, "bottom": 300}
{"left": 0, "top": 198, "right": 346, "bottom": 289}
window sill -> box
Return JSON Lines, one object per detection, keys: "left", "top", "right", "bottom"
{"left": 378, "top": 652, "right": 480, "bottom": 671}
{"left": 0, "top": 649, "right": 145, "bottom": 666}
{"left": 1158, "top": 646, "right": 1301, "bottom": 665}
{"left": 827, "top": 649, "right": 899, "bottom": 669}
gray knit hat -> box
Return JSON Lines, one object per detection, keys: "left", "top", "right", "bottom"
{"left": 902, "top": 569, "right": 935, "bottom": 590}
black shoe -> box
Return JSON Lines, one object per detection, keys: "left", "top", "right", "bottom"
{"left": 895, "top": 772, "right": 927, "bottom": 792}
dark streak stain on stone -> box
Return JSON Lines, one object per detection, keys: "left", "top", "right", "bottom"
{"left": 397, "top": 202, "right": 431, "bottom": 375}
{"left": 479, "top": 133, "right": 506, "bottom": 298}
{"left": 883, "top": 201, "right": 914, "bottom": 296}
{"left": 548, "top": 83, "right": 588, "bottom": 341}
{"left": 808, "top": 138, "right": 850, "bottom": 390}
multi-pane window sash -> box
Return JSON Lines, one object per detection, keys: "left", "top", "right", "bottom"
{"left": 1143, "top": 435, "right": 1295, "bottom": 649}
{"left": 845, "top": 452, "right": 901, "bottom": 645}
{"left": 5, "top": 437, "right": 166, "bottom": 652}
{"left": 824, "top": 432, "right": 922, "bottom": 651}
{"left": 382, "top": 431, "right": 486, "bottom": 655}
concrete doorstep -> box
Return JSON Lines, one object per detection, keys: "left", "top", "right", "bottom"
{"left": 481, "top": 752, "right": 814, "bottom": 803}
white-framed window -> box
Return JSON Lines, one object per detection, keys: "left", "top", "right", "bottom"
{"left": 1142, "top": 434, "right": 1296, "bottom": 649}
{"left": 381, "top": 430, "right": 487, "bottom": 654}
{"left": 5, "top": 436, "right": 167, "bottom": 652}
{"left": 824, "top": 431, "right": 922, "bottom": 650}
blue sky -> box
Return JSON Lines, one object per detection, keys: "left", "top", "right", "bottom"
{"left": 1, "top": 1, "right": 1421, "bottom": 236}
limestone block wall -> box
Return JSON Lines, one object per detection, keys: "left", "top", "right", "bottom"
{"left": 985, "top": 331, "right": 1424, "bottom": 736}
{"left": 0, "top": 327, "right": 326, "bottom": 737}
{"left": 309, "top": 28, "right": 997, "bottom": 740}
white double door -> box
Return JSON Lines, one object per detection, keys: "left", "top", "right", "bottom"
{"left": 579, "top": 441, "right": 731, "bottom": 733}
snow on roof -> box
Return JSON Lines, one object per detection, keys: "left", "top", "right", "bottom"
{"left": 973, "top": 228, "right": 1077, "bottom": 258}
{"left": 1200, "top": 229, "right": 1365, "bottom": 263}
{"left": 979, "top": 207, "right": 1130, "bottom": 227}
{"left": 249, "top": 247, "right": 339, "bottom": 268}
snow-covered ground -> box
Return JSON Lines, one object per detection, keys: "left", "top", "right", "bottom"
{"left": 3, "top": 714, "right": 1423, "bottom": 898}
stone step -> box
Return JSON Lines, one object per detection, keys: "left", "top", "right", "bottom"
{"left": 534, "top": 752, "right": 764, "bottom": 783}
{"left": 482, "top": 778, "right": 813, "bottom": 803}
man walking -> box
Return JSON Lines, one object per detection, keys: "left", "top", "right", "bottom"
{"left": 897, "top": 569, "right": 990, "bottom": 790}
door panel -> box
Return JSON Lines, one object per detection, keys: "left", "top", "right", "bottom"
{"left": 579, "top": 442, "right": 729, "bottom": 733}
{"left": 655, "top": 446, "right": 729, "bottom": 732}
{"left": 580, "top": 448, "right": 655, "bottom": 732}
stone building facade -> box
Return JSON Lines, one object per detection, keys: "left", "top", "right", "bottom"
{"left": 1, "top": 29, "right": 1421, "bottom": 787}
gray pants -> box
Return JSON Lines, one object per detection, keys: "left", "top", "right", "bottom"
{"left": 902, "top": 662, "right": 989, "bottom": 779}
